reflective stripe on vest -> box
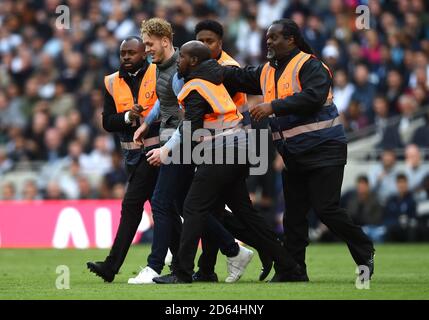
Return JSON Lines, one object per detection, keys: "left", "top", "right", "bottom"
{"left": 272, "top": 116, "right": 342, "bottom": 141}
{"left": 177, "top": 79, "right": 243, "bottom": 130}
{"left": 260, "top": 51, "right": 336, "bottom": 142}
{"left": 104, "top": 64, "right": 157, "bottom": 117}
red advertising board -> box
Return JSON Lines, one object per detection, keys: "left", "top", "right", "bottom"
{"left": 0, "top": 200, "right": 153, "bottom": 248}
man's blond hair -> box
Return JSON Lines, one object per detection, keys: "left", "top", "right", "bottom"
{"left": 141, "top": 18, "right": 173, "bottom": 41}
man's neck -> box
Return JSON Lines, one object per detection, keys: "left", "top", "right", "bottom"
{"left": 271, "top": 47, "right": 299, "bottom": 70}
{"left": 161, "top": 46, "right": 175, "bottom": 64}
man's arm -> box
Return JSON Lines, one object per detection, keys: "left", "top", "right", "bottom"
{"left": 271, "top": 59, "right": 332, "bottom": 117}
{"left": 144, "top": 99, "right": 160, "bottom": 125}
{"left": 223, "top": 65, "right": 264, "bottom": 96}
{"left": 180, "top": 91, "right": 208, "bottom": 141}
{"left": 102, "top": 89, "right": 132, "bottom": 132}
{"left": 146, "top": 91, "right": 208, "bottom": 165}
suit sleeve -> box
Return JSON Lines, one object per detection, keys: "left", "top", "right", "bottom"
{"left": 102, "top": 88, "right": 132, "bottom": 132}
{"left": 271, "top": 58, "right": 332, "bottom": 117}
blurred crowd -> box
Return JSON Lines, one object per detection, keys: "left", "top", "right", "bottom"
{"left": 0, "top": 0, "right": 429, "bottom": 240}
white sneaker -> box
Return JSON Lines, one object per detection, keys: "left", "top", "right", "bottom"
{"left": 225, "top": 245, "right": 254, "bottom": 283}
{"left": 127, "top": 266, "right": 160, "bottom": 284}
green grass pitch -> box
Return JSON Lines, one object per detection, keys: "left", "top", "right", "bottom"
{"left": 1, "top": 244, "right": 429, "bottom": 300}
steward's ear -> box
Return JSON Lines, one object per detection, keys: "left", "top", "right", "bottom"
{"left": 286, "top": 36, "right": 294, "bottom": 46}
{"left": 190, "top": 56, "right": 199, "bottom": 67}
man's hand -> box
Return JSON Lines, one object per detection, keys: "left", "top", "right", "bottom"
{"left": 133, "top": 122, "right": 149, "bottom": 145}
{"left": 249, "top": 102, "right": 274, "bottom": 122}
{"left": 129, "top": 104, "right": 144, "bottom": 121}
{"left": 146, "top": 146, "right": 169, "bottom": 166}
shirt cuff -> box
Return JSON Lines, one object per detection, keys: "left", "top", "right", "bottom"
{"left": 124, "top": 111, "right": 132, "bottom": 124}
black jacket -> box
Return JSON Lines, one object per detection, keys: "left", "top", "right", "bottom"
{"left": 222, "top": 48, "right": 346, "bottom": 169}
{"left": 179, "top": 59, "right": 225, "bottom": 137}
{"left": 222, "top": 47, "right": 331, "bottom": 117}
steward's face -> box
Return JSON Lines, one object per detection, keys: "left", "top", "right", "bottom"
{"left": 266, "top": 23, "right": 291, "bottom": 61}
{"left": 196, "top": 30, "right": 222, "bottom": 60}
{"left": 177, "top": 48, "right": 192, "bottom": 78}
{"left": 119, "top": 39, "right": 145, "bottom": 72}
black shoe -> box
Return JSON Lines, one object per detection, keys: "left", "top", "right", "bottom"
{"left": 153, "top": 274, "right": 191, "bottom": 284}
{"left": 258, "top": 252, "right": 273, "bottom": 281}
{"left": 86, "top": 261, "right": 115, "bottom": 283}
{"left": 270, "top": 265, "right": 309, "bottom": 283}
{"left": 192, "top": 270, "right": 218, "bottom": 282}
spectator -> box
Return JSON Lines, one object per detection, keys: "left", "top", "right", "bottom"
{"left": 104, "top": 150, "right": 127, "bottom": 188}
{"left": 372, "top": 95, "right": 390, "bottom": 137}
{"left": 44, "top": 180, "right": 66, "bottom": 200}
{"left": 384, "top": 174, "right": 418, "bottom": 241}
{"left": 351, "top": 63, "right": 376, "bottom": 121}
{"left": 343, "top": 100, "right": 369, "bottom": 133}
{"left": 322, "top": 42, "right": 341, "bottom": 71}
{"left": 385, "top": 69, "right": 405, "bottom": 115}
{"left": 0, "top": 89, "right": 25, "bottom": 133}
{"left": 21, "top": 179, "right": 41, "bottom": 201}
{"left": 256, "top": 0, "right": 288, "bottom": 30}
{"left": 112, "top": 182, "right": 126, "bottom": 200}
{"left": 77, "top": 175, "right": 97, "bottom": 199}
{"left": 333, "top": 69, "right": 354, "bottom": 115}
{"left": 345, "top": 175, "right": 384, "bottom": 242}
{"left": 1, "top": 181, "right": 16, "bottom": 200}
{"left": 48, "top": 81, "right": 76, "bottom": 117}
{"left": 404, "top": 144, "right": 429, "bottom": 192}
{"left": 411, "top": 111, "right": 429, "bottom": 149}
{"left": 43, "top": 127, "right": 65, "bottom": 164}
{"left": 302, "top": 14, "right": 326, "bottom": 58}
{"left": 361, "top": 29, "right": 382, "bottom": 71}
{"left": 24, "top": 111, "right": 50, "bottom": 160}
{"left": 0, "top": 147, "right": 13, "bottom": 175}
{"left": 379, "top": 94, "right": 419, "bottom": 149}
{"left": 369, "top": 149, "right": 400, "bottom": 204}
{"left": 171, "top": 7, "right": 193, "bottom": 48}
{"left": 236, "top": 14, "right": 262, "bottom": 65}
{"left": 82, "top": 134, "right": 113, "bottom": 176}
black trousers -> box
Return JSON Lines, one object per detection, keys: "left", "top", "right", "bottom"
{"left": 282, "top": 164, "right": 374, "bottom": 269}
{"left": 104, "top": 156, "right": 159, "bottom": 273}
{"left": 176, "top": 163, "right": 298, "bottom": 281}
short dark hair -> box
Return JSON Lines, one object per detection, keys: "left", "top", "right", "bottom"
{"left": 396, "top": 173, "right": 408, "bottom": 182}
{"left": 272, "top": 18, "right": 313, "bottom": 54}
{"left": 123, "top": 36, "right": 143, "bottom": 43}
{"left": 194, "top": 19, "right": 223, "bottom": 38}
{"left": 357, "top": 175, "right": 369, "bottom": 184}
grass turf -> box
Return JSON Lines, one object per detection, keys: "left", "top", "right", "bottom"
{"left": 1, "top": 243, "right": 428, "bottom": 300}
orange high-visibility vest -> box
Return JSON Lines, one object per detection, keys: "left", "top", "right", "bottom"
{"left": 217, "top": 51, "right": 247, "bottom": 110}
{"left": 177, "top": 78, "right": 242, "bottom": 130}
{"left": 260, "top": 51, "right": 333, "bottom": 104}
{"left": 104, "top": 63, "right": 157, "bottom": 116}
